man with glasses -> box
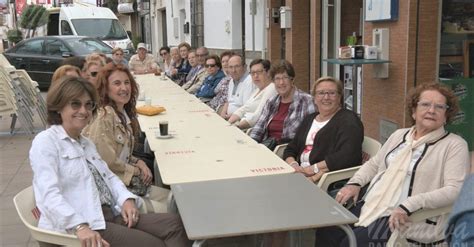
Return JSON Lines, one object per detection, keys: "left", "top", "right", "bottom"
{"left": 128, "top": 43, "right": 160, "bottom": 75}
{"left": 111, "top": 47, "right": 128, "bottom": 67}
{"left": 219, "top": 54, "right": 256, "bottom": 119}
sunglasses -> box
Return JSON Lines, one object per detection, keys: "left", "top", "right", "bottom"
{"left": 70, "top": 100, "right": 96, "bottom": 111}
{"left": 205, "top": 64, "right": 216, "bottom": 68}
{"left": 90, "top": 71, "right": 98, "bottom": 77}
{"left": 114, "top": 53, "right": 124, "bottom": 56}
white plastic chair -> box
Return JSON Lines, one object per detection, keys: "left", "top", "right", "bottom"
{"left": 273, "top": 143, "right": 288, "bottom": 158}
{"left": 13, "top": 186, "right": 81, "bottom": 246}
{"left": 317, "top": 136, "right": 382, "bottom": 192}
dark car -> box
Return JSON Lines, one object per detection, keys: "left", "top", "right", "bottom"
{"left": 4, "top": 36, "right": 112, "bottom": 90}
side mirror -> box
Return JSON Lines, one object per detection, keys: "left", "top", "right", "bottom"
{"left": 61, "top": 52, "right": 72, "bottom": 57}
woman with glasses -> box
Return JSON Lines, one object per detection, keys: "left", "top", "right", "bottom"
{"left": 83, "top": 63, "right": 170, "bottom": 213}
{"left": 317, "top": 83, "right": 470, "bottom": 246}
{"left": 158, "top": 46, "right": 171, "bottom": 75}
{"left": 83, "top": 61, "right": 102, "bottom": 88}
{"left": 284, "top": 76, "right": 363, "bottom": 182}
{"left": 195, "top": 54, "right": 226, "bottom": 99}
{"left": 227, "top": 59, "right": 277, "bottom": 130}
{"left": 29, "top": 76, "right": 190, "bottom": 247}
{"left": 112, "top": 47, "right": 128, "bottom": 67}
{"left": 249, "top": 60, "right": 315, "bottom": 150}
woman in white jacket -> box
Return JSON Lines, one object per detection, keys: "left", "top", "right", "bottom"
{"left": 30, "top": 76, "right": 190, "bottom": 247}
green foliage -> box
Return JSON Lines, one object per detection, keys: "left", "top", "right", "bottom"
{"left": 132, "top": 35, "right": 141, "bottom": 50}
{"left": 7, "top": 29, "right": 23, "bottom": 44}
{"left": 103, "top": 0, "right": 118, "bottom": 13}
{"left": 19, "top": 5, "right": 49, "bottom": 38}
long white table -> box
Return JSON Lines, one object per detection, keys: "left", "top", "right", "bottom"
{"left": 172, "top": 173, "right": 357, "bottom": 247}
{"left": 135, "top": 74, "right": 294, "bottom": 185}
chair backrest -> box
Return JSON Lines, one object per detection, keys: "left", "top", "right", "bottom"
{"left": 273, "top": 143, "right": 288, "bottom": 159}
{"left": 13, "top": 186, "right": 81, "bottom": 246}
{"left": 362, "top": 136, "right": 382, "bottom": 158}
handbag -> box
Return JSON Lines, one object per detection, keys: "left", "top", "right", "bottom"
{"left": 128, "top": 175, "right": 150, "bottom": 196}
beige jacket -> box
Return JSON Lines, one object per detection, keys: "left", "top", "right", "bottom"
{"left": 349, "top": 128, "right": 470, "bottom": 244}
{"left": 83, "top": 106, "right": 138, "bottom": 186}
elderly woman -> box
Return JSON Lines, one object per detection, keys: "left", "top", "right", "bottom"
{"left": 208, "top": 51, "right": 235, "bottom": 111}
{"left": 249, "top": 60, "right": 315, "bottom": 150}
{"left": 284, "top": 76, "right": 363, "bottom": 182}
{"left": 195, "top": 54, "right": 226, "bottom": 99}
{"left": 83, "top": 63, "right": 169, "bottom": 213}
{"left": 228, "top": 59, "right": 277, "bottom": 130}
{"left": 30, "top": 76, "right": 189, "bottom": 247}
{"left": 317, "top": 83, "right": 470, "bottom": 246}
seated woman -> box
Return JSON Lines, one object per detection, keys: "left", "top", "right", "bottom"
{"left": 227, "top": 59, "right": 277, "bottom": 130}
{"left": 195, "top": 54, "right": 226, "bottom": 100}
{"left": 249, "top": 60, "right": 315, "bottom": 150}
{"left": 317, "top": 83, "right": 470, "bottom": 246}
{"left": 51, "top": 65, "right": 81, "bottom": 85}
{"left": 284, "top": 76, "right": 363, "bottom": 182}
{"left": 83, "top": 63, "right": 169, "bottom": 213}
{"left": 30, "top": 76, "right": 190, "bottom": 247}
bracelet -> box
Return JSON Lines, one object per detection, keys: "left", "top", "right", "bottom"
{"left": 73, "top": 223, "right": 89, "bottom": 235}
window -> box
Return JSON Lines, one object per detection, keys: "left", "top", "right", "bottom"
{"left": 61, "top": 20, "right": 73, "bottom": 35}
{"left": 45, "top": 39, "right": 69, "bottom": 56}
{"left": 16, "top": 39, "right": 44, "bottom": 55}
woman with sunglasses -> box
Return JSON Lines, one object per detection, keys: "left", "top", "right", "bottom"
{"left": 30, "top": 76, "right": 190, "bottom": 247}
{"left": 112, "top": 47, "right": 128, "bottom": 67}
{"left": 83, "top": 61, "right": 102, "bottom": 88}
{"left": 83, "top": 63, "right": 170, "bottom": 213}
{"left": 195, "top": 55, "right": 225, "bottom": 99}
{"left": 158, "top": 46, "right": 171, "bottom": 75}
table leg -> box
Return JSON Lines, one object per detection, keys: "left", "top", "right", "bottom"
{"left": 153, "top": 160, "right": 164, "bottom": 187}
{"left": 338, "top": 224, "right": 356, "bottom": 247}
{"left": 192, "top": 240, "right": 206, "bottom": 247}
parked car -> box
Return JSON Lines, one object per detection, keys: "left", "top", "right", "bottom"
{"left": 3, "top": 36, "right": 112, "bottom": 90}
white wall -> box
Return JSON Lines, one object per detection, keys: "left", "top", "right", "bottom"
{"left": 203, "top": 0, "right": 241, "bottom": 50}
{"left": 244, "top": 0, "right": 264, "bottom": 52}
{"left": 166, "top": 0, "right": 191, "bottom": 47}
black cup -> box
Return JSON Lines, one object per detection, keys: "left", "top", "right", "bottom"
{"left": 159, "top": 121, "right": 168, "bottom": 136}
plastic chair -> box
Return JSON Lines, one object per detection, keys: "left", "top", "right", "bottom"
{"left": 387, "top": 205, "right": 452, "bottom": 246}
{"left": 273, "top": 143, "right": 288, "bottom": 158}
{"left": 317, "top": 136, "right": 382, "bottom": 192}
{"left": 13, "top": 186, "right": 81, "bottom": 246}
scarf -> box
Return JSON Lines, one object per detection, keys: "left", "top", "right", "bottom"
{"left": 356, "top": 126, "right": 447, "bottom": 227}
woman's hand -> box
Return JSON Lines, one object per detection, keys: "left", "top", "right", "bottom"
{"left": 121, "top": 199, "right": 139, "bottom": 228}
{"left": 302, "top": 166, "right": 316, "bottom": 177}
{"left": 136, "top": 160, "right": 153, "bottom": 185}
{"left": 76, "top": 227, "right": 110, "bottom": 247}
{"left": 308, "top": 171, "right": 325, "bottom": 183}
{"left": 335, "top": 185, "right": 361, "bottom": 205}
{"left": 389, "top": 207, "right": 410, "bottom": 232}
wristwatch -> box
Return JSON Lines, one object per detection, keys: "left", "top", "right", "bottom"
{"left": 313, "top": 164, "right": 320, "bottom": 174}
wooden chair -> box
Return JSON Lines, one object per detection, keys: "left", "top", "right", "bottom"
{"left": 13, "top": 186, "right": 81, "bottom": 246}
{"left": 317, "top": 136, "right": 382, "bottom": 192}
{"left": 387, "top": 205, "right": 452, "bottom": 246}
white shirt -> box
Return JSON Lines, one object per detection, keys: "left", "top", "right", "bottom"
{"left": 299, "top": 119, "right": 329, "bottom": 167}
{"left": 233, "top": 83, "right": 277, "bottom": 127}
{"left": 29, "top": 125, "right": 139, "bottom": 233}
{"left": 227, "top": 72, "right": 256, "bottom": 115}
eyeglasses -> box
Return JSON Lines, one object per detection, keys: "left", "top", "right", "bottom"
{"left": 196, "top": 53, "right": 208, "bottom": 57}
{"left": 250, "top": 70, "right": 265, "bottom": 76}
{"left": 274, "top": 76, "right": 292, "bottom": 82}
{"left": 160, "top": 52, "right": 168, "bottom": 56}
{"left": 70, "top": 100, "right": 96, "bottom": 111}
{"left": 114, "top": 53, "right": 123, "bottom": 56}
{"left": 205, "top": 64, "right": 216, "bottom": 68}
{"left": 315, "top": 90, "right": 338, "bottom": 98}
{"left": 90, "top": 71, "right": 98, "bottom": 77}
{"left": 417, "top": 101, "right": 449, "bottom": 111}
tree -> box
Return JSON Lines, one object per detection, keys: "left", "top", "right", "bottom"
{"left": 19, "top": 5, "right": 49, "bottom": 38}
{"left": 7, "top": 29, "right": 23, "bottom": 44}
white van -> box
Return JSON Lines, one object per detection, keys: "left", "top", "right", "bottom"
{"left": 47, "top": 6, "right": 133, "bottom": 56}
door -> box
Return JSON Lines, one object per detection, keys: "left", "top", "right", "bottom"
{"left": 321, "top": 0, "right": 341, "bottom": 77}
